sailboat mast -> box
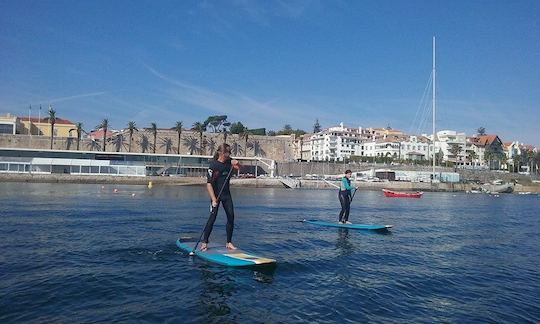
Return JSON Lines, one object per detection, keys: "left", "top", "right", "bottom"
{"left": 432, "top": 36, "right": 436, "bottom": 180}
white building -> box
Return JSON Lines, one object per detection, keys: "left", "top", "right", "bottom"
{"left": 431, "top": 130, "right": 467, "bottom": 164}
{"left": 361, "top": 135, "right": 433, "bottom": 161}
{"left": 310, "top": 123, "right": 362, "bottom": 161}
{"left": 399, "top": 135, "right": 433, "bottom": 161}
{"left": 465, "top": 139, "right": 486, "bottom": 168}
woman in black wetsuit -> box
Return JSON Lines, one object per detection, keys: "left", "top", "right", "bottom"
{"left": 200, "top": 143, "right": 240, "bottom": 252}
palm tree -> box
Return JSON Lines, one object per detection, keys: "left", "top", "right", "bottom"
{"left": 127, "top": 121, "right": 138, "bottom": 153}
{"left": 96, "top": 118, "right": 109, "bottom": 152}
{"left": 75, "top": 123, "right": 83, "bottom": 151}
{"left": 148, "top": 122, "right": 158, "bottom": 153}
{"left": 48, "top": 107, "right": 56, "bottom": 149}
{"left": 87, "top": 139, "right": 101, "bottom": 151}
{"left": 112, "top": 133, "right": 125, "bottom": 152}
{"left": 173, "top": 121, "right": 183, "bottom": 154}
{"left": 247, "top": 139, "right": 266, "bottom": 157}
{"left": 231, "top": 141, "right": 243, "bottom": 156}
{"left": 467, "top": 150, "right": 478, "bottom": 167}
{"left": 207, "top": 137, "right": 217, "bottom": 155}
{"left": 513, "top": 154, "right": 521, "bottom": 173}
{"left": 139, "top": 134, "right": 149, "bottom": 153}
{"left": 448, "top": 143, "right": 463, "bottom": 171}
{"left": 160, "top": 137, "right": 173, "bottom": 154}
{"left": 69, "top": 122, "right": 84, "bottom": 151}
{"left": 240, "top": 126, "right": 249, "bottom": 157}
{"left": 192, "top": 122, "right": 205, "bottom": 154}
{"left": 527, "top": 150, "right": 535, "bottom": 174}
{"left": 222, "top": 122, "right": 231, "bottom": 143}
{"left": 183, "top": 136, "right": 199, "bottom": 155}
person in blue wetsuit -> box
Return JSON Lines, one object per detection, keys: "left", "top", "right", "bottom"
{"left": 201, "top": 143, "right": 240, "bottom": 252}
{"left": 338, "top": 170, "right": 357, "bottom": 224}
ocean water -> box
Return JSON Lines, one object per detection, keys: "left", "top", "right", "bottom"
{"left": 1, "top": 182, "right": 539, "bottom": 323}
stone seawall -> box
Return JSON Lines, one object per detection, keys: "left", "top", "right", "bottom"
{"left": 2, "top": 173, "right": 539, "bottom": 193}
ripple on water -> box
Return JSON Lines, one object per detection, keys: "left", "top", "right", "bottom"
{"left": 1, "top": 183, "right": 539, "bottom": 322}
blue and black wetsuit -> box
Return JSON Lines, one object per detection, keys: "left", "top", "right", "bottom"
{"left": 338, "top": 177, "right": 355, "bottom": 223}
{"left": 202, "top": 159, "right": 235, "bottom": 244}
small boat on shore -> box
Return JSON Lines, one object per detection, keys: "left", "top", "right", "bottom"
{"left": 382, "top": 189, "right": 423, "bottom": 198}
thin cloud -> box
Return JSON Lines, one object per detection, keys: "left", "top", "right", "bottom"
{"left": 40, "top": 91, "right": 108, "bottom": 105}
{"left": 143, "top": 64, "right": 324, "bottom": 129}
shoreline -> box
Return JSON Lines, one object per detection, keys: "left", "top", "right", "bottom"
{"left": 1, "top": 173, "right": 539, "bottom": 193}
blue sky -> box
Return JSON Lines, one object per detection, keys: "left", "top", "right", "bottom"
{"left": 1, "top": 1, "right": 539, "bottom": 145}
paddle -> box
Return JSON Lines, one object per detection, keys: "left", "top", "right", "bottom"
{"left": 189, "top": 165, "right": 235, "bottom": 256}
{"left": 350, "top": 186, "right": 359, "bottom": 202}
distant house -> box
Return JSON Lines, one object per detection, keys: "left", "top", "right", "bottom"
{"left": 468, "top": 135, "right": 504, "bottom": 169}
{"left": 19, "top": 116, "right": 76, "bottom": 137}
{"left": 88, "top": 129, "right": 114, "bottom": 141}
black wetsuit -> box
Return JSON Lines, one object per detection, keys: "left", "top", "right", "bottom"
{"left": 338, "top": 177, "right": 354, "bottom": 223}
{"left": 202, "top": 159, "right": 235, "bottom": 244}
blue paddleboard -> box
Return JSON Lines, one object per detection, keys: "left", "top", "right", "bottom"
{"left": 303, "top": 219, "right": 392, "bottom": 231}
{"left": 176, "top": 237, "right": 276, "bottom": 267}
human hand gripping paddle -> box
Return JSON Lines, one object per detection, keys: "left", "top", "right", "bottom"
{"left": 189, "top": 160, "right": 239, "bottom": 256}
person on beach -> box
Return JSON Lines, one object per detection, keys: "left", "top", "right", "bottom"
{"left": 200, "top": 143, "right": 240, "bottom": 251}
{"left": 338, "top": 170, "right": 357, "bottom": 224}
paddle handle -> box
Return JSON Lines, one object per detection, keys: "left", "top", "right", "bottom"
{"left": 190, "top": 166, "right": 235, "bottom": 255}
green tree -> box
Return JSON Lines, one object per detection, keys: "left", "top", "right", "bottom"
{"left": 513, "top": 154, "right": 521, "bottom": 173}
{"left": 148, "top": 122, "right": 158, "bottom": 153}
{"left": 313, "top": 119, "right": 321, "bottom": 133}
{"left": 222, "top": 122, "right": 231, "bottom": 143}
{"left": 203, "top": 115, "right": 228, "bottom": 132}
{"left": 230, "top": 121, "right": 246, "bottom": 134}
{"left": 69, "top": 122, "right": 83, "bottom": 151}
{"left": 47, "top": 107, "right": 56, "bottom": 149}
{"left": 127, "top": 121, "right": 138, "bottom": 153}
{"left": 173, "top": 121, "right": 183, "bottom": 154}
{"left": 467, "top": 150, "right": 478, "bottom": 166}
{"left": 278, "top": 124, "right": 293, "bottom": 135}
{"left": 192, "top": 122, "right": 205, "bottom": 154}
{"left": 239, "top": 126, "right": 250, "bottom": 157}
{"left": 449, "top": 143, "right": 463, "bottom": 171}
{"left": 477, "top": 127, "right": 486, "bottom": 135}
{"left": 96, "top": 118, "right": 109, "bottom": 152}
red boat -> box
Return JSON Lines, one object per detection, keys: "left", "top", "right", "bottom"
{"left": 382, "top": 189, "right": 423, "bottom": 198}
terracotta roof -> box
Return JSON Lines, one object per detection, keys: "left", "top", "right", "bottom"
{"left": 19, "top": 116, "right": 75, "bottom": 125}
{"left": 473, "top": 135, "right": 499, "bottom": 146}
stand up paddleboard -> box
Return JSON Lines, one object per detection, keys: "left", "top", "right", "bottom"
{"left": 303, "top": 219, "right": 392, "bottom": 231}
{"left": 176, "top": 237, "right": 276, "bottom": 267}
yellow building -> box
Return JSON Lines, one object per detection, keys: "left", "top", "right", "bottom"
{"left": 19, "top": 116, "right": 77, "bottom": 137}
{"left": 0, "top": 113, "right": 22, "bottom": 134}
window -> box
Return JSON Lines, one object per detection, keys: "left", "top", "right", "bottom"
{"left": 0, "top": 124, "right": 14, "bottom": 134}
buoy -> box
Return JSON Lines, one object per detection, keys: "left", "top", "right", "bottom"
{"left": 131, "top": 193, "right": 136, "bottom": 197}
{"left": 148, "top": 181, "right": 153, "bottom": 189}
{"left": 113, "top": 188, "right": 119, "bottom": 193}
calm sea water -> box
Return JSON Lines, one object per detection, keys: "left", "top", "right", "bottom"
{"left": 1, "top": 182, "right": 539, "bottom": 323}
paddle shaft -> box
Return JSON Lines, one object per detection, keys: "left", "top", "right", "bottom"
{"left": 190, "top": 166, "right": 234, "bottom": 255}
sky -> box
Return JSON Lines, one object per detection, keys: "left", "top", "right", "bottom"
{"left": 1, "top": 1, "right": 539, "bottom": 146}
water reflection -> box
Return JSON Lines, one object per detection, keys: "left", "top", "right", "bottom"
{"left": 252, "top": 264, "right": 277, "bottom": 283}
{"left": 198, "top": 265, "right": 236, "bottom": 320}
{"left": 336, "top": 228, "right": 354, "bottom": 256}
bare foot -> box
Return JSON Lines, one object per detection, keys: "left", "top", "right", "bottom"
{"left": 200, "top": 243, "right": 208, "bottom": 252}
{"left": 226, "top": 242, "right": 237, "bottom": 250}
{"left": 338, "top": 221, "right": 344, "bottom": 224}
{"left": 345, "top": 221, "right": 352, "bottom": 224}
